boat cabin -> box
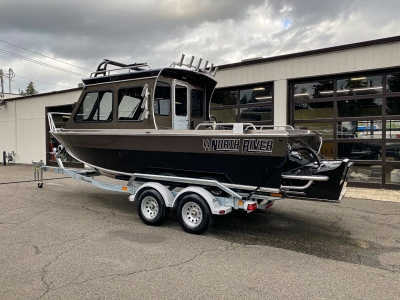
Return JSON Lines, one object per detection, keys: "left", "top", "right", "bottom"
{"left": 65, "top": 58, "right": 218, "bottom": 131}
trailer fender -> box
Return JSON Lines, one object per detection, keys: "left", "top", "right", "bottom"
{"left": 129, "top": 182, "right": 174, "bottom": 208}
{"left": 173, "top": 187, "right": 232, "bottom": 215}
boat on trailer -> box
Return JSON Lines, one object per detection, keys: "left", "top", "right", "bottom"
{"left": 44, "top": 55, "right": 353, "bottom": 233}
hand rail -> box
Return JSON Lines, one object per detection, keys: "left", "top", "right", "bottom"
{"left": 91, "top": 59, "right": 151, "bottom": 78}
{"left": 47, "top": 112, "right": 71, "bottom": 133}
{"left": 90, "top": 65, "right": 151, "bottom": 78}
{"left": 195, "top": 122, "right": 257, "bottom": 130}
{"left": 281, "top": 180, "right": 314, "bottom": 191}
{"left": 281, "top": 174, "right": 328, "bottom": 181}
{"left": 255, "top": 125, "right": 295, "bottom": 130}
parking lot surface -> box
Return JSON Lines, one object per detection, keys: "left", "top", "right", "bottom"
{"left": 1, "top": 164, "right": 399, "bottom": 299}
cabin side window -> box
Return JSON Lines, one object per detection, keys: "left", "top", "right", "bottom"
{"left": 154, "top": 82, "right": 171, "bottom": 116}
{"left": 75, "top": 91, "right": 113, "bottom": 122}
{"left": 175, "top": 85, "right": 188, "bottom": 116}
{"left": 117, "top": 86, "right": 144, "bottom": 121}
{"left": 191, "top": 89, "right": 204, "bottom": 118}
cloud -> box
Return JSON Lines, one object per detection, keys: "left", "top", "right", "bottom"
{"left": 0, "top": 0, "right": 399, "bottom": 93}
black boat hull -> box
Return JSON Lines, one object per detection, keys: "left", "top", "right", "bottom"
{"left": 53, "top": 130, "right": 352, "bottom": 201}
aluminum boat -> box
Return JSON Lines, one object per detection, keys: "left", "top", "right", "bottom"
{"left": 48, "top": 55, "right": 352, "bottom": 202}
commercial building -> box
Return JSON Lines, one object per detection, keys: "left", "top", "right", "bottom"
{"left": 1, "top": 36, "right": 399, "bottom": 189}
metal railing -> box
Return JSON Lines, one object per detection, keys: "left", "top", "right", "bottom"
{"left": 90, "top": 59, "right": 151, "bottom": 78}
{"left": 195, "top": 122, "right": 257, "bottom": 130}
{"left": 254, "top": 125, "right": 295, "bottom": 130}
{"left": 47, "top": 112, "right": 71, "bottom": 133}
{"left": 170, "top": 54, "right": 218, "bottom": 77}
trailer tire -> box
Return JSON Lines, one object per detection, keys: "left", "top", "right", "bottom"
{"left": 137, "top": 189, "right": 170, "bottom": 226}
{"left": 177, "top": 194, "right": 213, "bottom": 234}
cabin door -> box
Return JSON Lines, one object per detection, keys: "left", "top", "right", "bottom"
{"left": 173, "top": 81, "right": 189, "bottom": 130}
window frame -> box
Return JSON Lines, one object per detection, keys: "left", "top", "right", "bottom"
{"left": 154, "top": 81, "right": 171, "bottom": 117}
{"left": 116, "top": 85, "right": 145, "bottom": 122}
{"left": 74, "top": 89, "right": 114, "bottom": 123}
{"left": 191, "top": 89, "right": 204, "bottom": 119}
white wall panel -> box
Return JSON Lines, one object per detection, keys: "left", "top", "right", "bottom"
{"left": 277, "top": 61, "right": 286, "bottom": 80}
{"left": 252, "top": 64, "right": 260, "bottom": 82}
{"left": 274, "top": 80, "right": 288, "bottom": 125}
{"left": 328, "top": 51, "right": 340, "bottom": 74}
{"left": 248, "top": 66, "right": 255, "bottom": 84}
{"left": 17, "top": 118, "right": 45, "bottom": 163}
{"left": 234, "top": 68, "right": 241, "bottom": 86}
{"left": 0, "top": 90, "right": 81, "bottom": 165}
{"left": 292, "top": 58, "right": 300, "bottom": 78}
{"left": 372, "top": 45, "right": 383, "bottom": 68}
{"left": 259, "top": 63, "right": 268, "bottom": 82}
{"left": 241, "top": 66, "right": 249, "bottom": 85}
{"left": 0, "top": 101, "right": 17, "bottom": 158}
{"left": 336, "top": 51, "right": 347, "bottom": 73}
{"left": 228, "top": 69, "right": 235, "bottom": 86}
{"left": 391, "top": 43, "right": 400, "bottom": 65}
{"left": 382, "top": 44, "right": 393, "bottom": 67}
{"left": 215, "top": 71, "right": 224, "bottom": 86}
{"left": 305, "top": 56, "right": 315, "bottom": 76}
{"left": 354, "top": 48, "right": 365, "bottom": 71}
{"left": 314, "top": 54, "right": 324, "bottom": 76}
{"left": 322, "top": 53, "right": 331, "bottom": 75}
{"left": 363, "top": 46, "right": 374, "bottom": 70}
{"left": 285, "top": 59, "right": 294, "bottom": 79}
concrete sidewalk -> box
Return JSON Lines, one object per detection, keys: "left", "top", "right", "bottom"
{"left": 346, "top": 187, "right": 400, "bottom": 202}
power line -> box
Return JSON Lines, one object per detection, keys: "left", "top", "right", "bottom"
{"left": 14, "top": 75, "right": 75, "bottom": 89}
{"left": 0, "top": 48, "right": 88, "bottom": 77}
{"left": 0, "top": 39, "right": 93, "bottom": 72}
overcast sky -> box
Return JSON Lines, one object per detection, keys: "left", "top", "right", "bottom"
{"left": 0, "top": 0, "right": 399, "bottom": 94}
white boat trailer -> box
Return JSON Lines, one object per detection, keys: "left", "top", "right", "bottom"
{"left": 33, "top": 154, "right": 282, "bottom": 234}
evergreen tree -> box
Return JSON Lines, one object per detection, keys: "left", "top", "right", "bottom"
{"left": 19, "top": 81, "right": 38, "bottom": 96}
{"left": 25, "top": 81, "right": 38, "bottom": 95}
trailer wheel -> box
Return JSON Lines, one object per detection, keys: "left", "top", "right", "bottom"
{"left": 137, "top": 189, "right": 169, "bottom": 226}
{"left": 177, "top": 194, "right": 213, "bottom": 234}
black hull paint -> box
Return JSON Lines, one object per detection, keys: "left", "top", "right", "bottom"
{"left": 71, "top": 147, "right": 286, "bottom": 189}
{"left": 282, "top": 160, "right": 352, "bottom": 201}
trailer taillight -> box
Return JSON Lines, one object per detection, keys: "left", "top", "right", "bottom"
{"left": 247, "top": 203, "right": 257, "bottom": 211}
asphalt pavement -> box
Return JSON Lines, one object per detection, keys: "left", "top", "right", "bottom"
{"left": 0, "top": 164, "right": 399, "bottom": 299}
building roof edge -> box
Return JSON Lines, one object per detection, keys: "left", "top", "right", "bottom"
{"left": 3, "top": 87, "right": 83, "bottom": 102}
{"left": 218, "top": 35, "right": 400, "bottom": 70}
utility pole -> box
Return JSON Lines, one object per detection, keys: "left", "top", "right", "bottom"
{"left": 0, "top": 69, "right": 4, "bottom": 100}
{"left": 6, "top": 68, "right": 15, "bottom": 94}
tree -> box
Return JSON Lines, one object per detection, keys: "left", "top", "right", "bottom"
{"left": 19, "top": 81, "right": 38, "bottom": 96}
